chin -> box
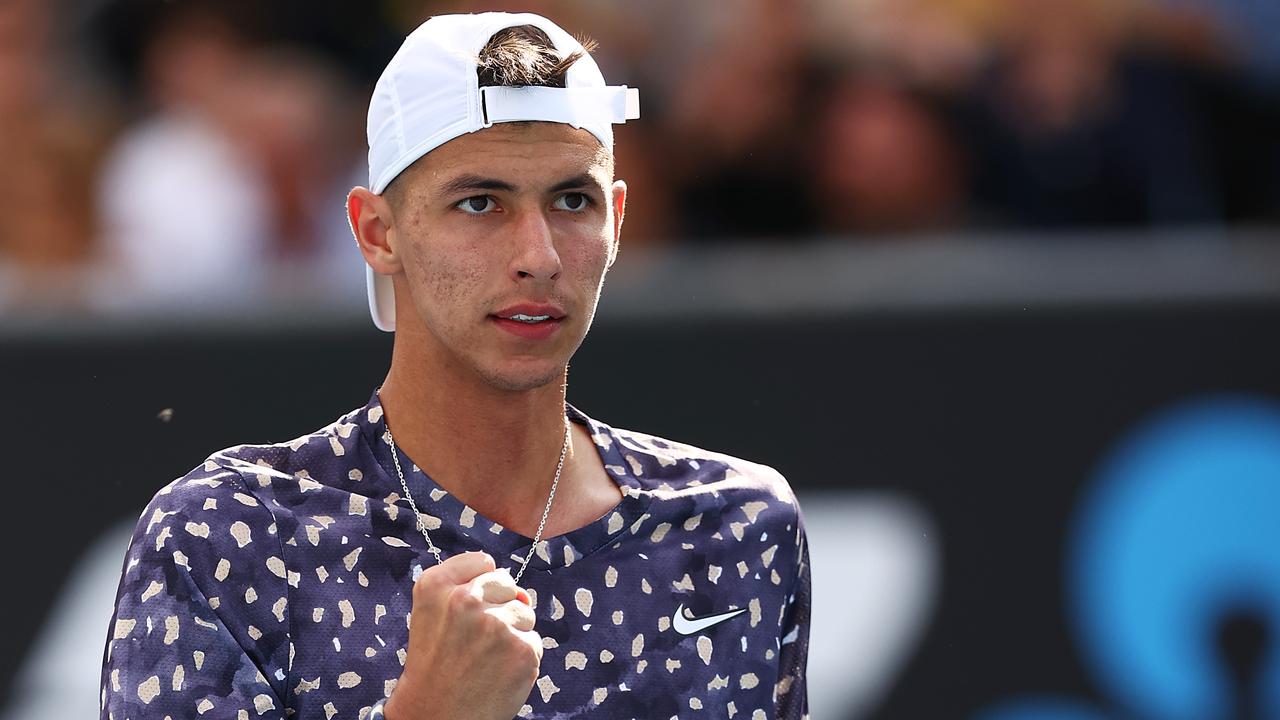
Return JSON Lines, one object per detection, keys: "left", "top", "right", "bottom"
{"left": 476, "top": 363, "right": 566, "bottom": 393}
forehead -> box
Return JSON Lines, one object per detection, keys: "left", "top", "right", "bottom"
{"left": 398, "top": 122, "right": 612, "bottom": 193}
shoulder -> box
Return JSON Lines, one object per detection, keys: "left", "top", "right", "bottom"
{"left": 617, "top": 425, "right": 793, "bottom": 494}
{"left": 136, "top": 398, "right": 374, "bottom": 545}
{"left": 598, "top": 419, "right": 810, "bottom": 599}
{"left": 131, "top": 401, "right": 382, "bottom": 566}
{"left": 172, "top": 404, "right": 371, "bottom": 502}
{"left": 135, "top": 404, "right": 365, "bottom": 550}
{"left": 121, "top": 450, "right": 301, "bottom": 632}
{"left": 143, "top": 457, "right": 268, "bottom": 530}
{"left": 595, "top": 417, "right": 802, "bottom": 531}
{"left": 130, "top": 457, "right": 281, "bottom": 581}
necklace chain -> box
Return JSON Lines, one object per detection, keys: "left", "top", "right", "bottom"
{"left": 377, "top": 390, "right": 570, "bottom": 586}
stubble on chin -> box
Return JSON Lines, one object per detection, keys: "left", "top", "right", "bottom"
{"left": 475, "top": 363, "right": 568, "bottom": 394}
{"left": 474, "top": 328, "right": 583, "bottom": 394}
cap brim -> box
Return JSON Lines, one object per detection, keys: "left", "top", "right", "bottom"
{"left": 366, "top": 266, "right": 396, "bottom": 331}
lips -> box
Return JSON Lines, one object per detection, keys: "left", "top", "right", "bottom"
{"left": 490, "top": 303, "right": 566, "bottom": 340}
{"left": 492, "top": 303, "right": 566, "bottom": 321}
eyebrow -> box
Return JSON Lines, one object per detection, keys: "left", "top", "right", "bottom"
{"left": 439, "top": 174, "right": 516, "bottom": 196}
{"left": 438, "top": 172, "right": 603, "bottom": 197}
{"left": 549, "top": 173, "right": 601, "bottom": 193}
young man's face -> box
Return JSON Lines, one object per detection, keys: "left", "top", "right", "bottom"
{"left": 384, "top": 122, "right": 625, "bottom": 392}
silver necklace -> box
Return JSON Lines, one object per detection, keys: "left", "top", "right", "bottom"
{"left": 377, "top": 390, "right": 570, "bottom": 586}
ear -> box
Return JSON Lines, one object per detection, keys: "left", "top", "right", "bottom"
{"left": 348, "top": 186, "right": 401, "bottom": 275}
{"left": 607, "top": 179, "right": 627, "bottom": 269}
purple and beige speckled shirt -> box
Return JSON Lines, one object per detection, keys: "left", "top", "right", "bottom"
{"left": 100, "top": 390, "right": 810, "bottom": 719}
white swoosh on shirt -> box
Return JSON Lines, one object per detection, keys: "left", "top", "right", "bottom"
{"left": 671, "top": 603, "right": 748, "bottom": 635}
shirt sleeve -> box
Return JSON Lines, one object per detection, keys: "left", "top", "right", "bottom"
{"left": 774, "top": 515, "right": 811, "bottom": 720}
{"left": 101, "top": 463, "right": 291, "bottom": 719}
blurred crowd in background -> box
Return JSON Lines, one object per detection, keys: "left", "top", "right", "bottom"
{"left": 1, "top": 0, "right": 1278, "bottom": 314}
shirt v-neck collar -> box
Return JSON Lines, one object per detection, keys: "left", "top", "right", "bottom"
{"left": 355, "top": 389, "right": 653, "bottom": 574}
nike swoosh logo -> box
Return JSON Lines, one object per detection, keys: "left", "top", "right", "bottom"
{"left": 671, "top": 603, "right": 748, "bottom": 635}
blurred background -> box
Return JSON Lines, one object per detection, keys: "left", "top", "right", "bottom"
{"left": 2, "top": 0, "right": 1279, "bottom": 718}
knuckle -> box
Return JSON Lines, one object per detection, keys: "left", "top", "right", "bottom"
{"left": 478, "top": 614, "right": 503, "bottom": 640}
{"left": 411, "top": 579, "right": 433, "bottom": 606}
{"left": 412, "top": 571, "right": 452, "bottom": 608}
{"left": 414, "top": 565, "right": 445, "bottom": 593}
{"left": 447, "top": 584, "right": 480, "bottom": 613}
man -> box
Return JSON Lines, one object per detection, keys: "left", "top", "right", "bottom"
{"left": 101, "top": 12, "right": 810, "bottom": 719}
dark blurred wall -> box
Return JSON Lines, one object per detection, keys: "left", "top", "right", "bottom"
{"left": 4, "top": 300, "right": 1280, "bottom": 717}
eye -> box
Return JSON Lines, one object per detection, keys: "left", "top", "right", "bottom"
{"left": 456, "top": 195, "right": 496, "bottom": 214}
{"left": 553, "top": 192, "right": 591, "bottom": 212}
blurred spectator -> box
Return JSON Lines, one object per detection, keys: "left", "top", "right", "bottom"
{"left": 959, "top": 0, "right": 1280, "bottom": 228}
{"left": 960, "top": 0, "right": 1225, "bottom": 227}
{"left": 1150, "top": 0, "right": 1280, "bottom": 83}
{"left": 663, "top": 0, "right": 822, "bottom": 240}
{"left": 813, "top": 74, "right": 965, "bottom": 234}
{"left": 803, "top": 0, "right": 989, "bottom": 93}
{"left": 4, "top": 0, "right": 1280, "bottom": 318}
{"left": 0, "top": 0, "right": 110, "bottom": 308}
{"left": 221, "top": 48, "right": 364, "bottom": 267}
{"left": 1131, "top": 3, "right": 1280, "bottom": 224}
{"left": 93, "top": 3, "right": 270, "bottom": 309}
{"left": 92, "top": 1, "right": 363, "bottom": 312}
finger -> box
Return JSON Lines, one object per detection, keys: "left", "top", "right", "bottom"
{"left": 512, "top": 628, "right": 544, "bottom": 664}
{"left": 430, "top": 551, "right": 495, "bottom": 586}
{"left": 485, "top": 598, "right": 537, "bottom": 633}
{"left": 468, "top": 569, "right": 520, "bottom": 605}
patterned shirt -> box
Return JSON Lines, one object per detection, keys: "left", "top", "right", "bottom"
{"left": 100, "top": 390, "right": 810, "bottom": 719}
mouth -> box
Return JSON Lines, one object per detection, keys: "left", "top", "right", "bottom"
{"left": 490, "top": 304, "right": 566, "bottom": 340}
{"left": 492, "top": 303, "right": 566, "bottom": 321}
{"left": 502, "top": 313, "right": 554, "bottom": 324}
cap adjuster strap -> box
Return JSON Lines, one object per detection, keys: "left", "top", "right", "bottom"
{"left": 480, "top": 85, "right": 640, "bottom": 130}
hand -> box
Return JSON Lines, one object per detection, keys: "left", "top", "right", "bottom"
{"left": 384, "top": 552, "right": 542, "bottom": 720}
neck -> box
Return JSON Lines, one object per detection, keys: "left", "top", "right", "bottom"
{"left": 377, "top": 339, "right": 576, "bottom": 537}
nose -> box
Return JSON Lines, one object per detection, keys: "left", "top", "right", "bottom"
{"left": 508, "top": 208, "right": 561, "bottom": 283}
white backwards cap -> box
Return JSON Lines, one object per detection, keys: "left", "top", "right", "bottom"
{"left": 363, "top": 12, "right": 640, "bottom": 332}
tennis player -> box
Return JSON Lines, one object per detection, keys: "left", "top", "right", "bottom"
{"left": 101, "top": 12, "right": 809, "bottom": 719}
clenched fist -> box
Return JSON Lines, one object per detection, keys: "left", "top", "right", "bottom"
{"left": 384, "top": 552, "right": 542, "bottom": 720}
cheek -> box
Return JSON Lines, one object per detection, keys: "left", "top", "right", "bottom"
{"left": 406, "top": 238, "right": 487, "bottom": 313}
{"left": 562, "top": 228, "right": 614, "bottom": 278}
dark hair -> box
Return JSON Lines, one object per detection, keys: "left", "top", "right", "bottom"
{"left": 476, "top": 24, "right": 597, "bottom": 88}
